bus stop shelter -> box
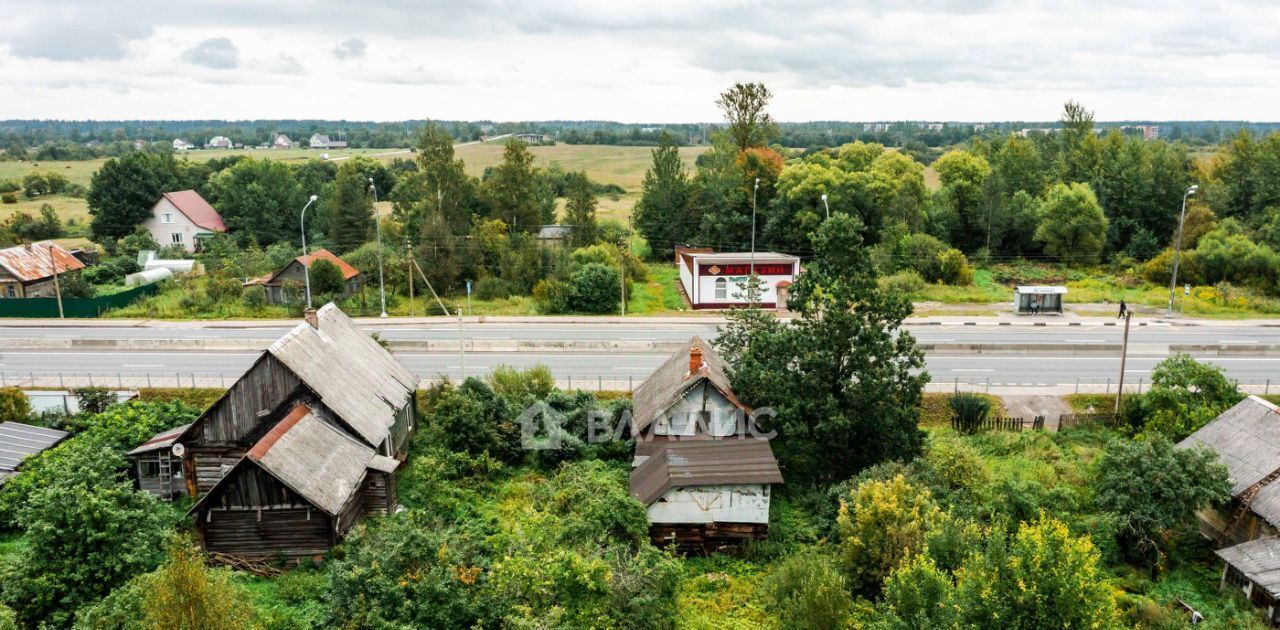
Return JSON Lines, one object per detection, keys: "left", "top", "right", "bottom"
{"left": 1013, "top": 285, "right": 1066, "bottom": 315}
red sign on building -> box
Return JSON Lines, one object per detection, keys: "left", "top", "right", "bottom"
{"left": 700, "top": 263, "right": 792, "bottom": 276}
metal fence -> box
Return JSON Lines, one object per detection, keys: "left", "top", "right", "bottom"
{"left": 930, "top": 375, "right": 1275, "bottom": 395}
{"left": 0, "top": 283, "right": 158, "bottom": 318}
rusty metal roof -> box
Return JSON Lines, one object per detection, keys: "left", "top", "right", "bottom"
{"left": 630, "top": 439, "right": 782, "bottom": 506}
{"left": 0, "top": 241, "right": 86, "bottom": 283}
{"left": 126, "top": 423, "right": 191, "bottom": 456}
{"left": 630, "top": 336, "right": 746, "bottom": 435}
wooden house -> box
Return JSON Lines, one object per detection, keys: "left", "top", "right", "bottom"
{"left": 243, "top": 249, "right": 362, "bottom": 305}
{"left": 128, "top": 303, "right": 417, "bottom": 560}
{"left": 1178, "top": 396, "right": 1280, "bottom": 546}
{"left": 188, "top": 403, "right": 399, "bottom": 560}
{"left": 0, "top": 241, "right": 86, "bottom": 299}
{"left": 628, "top": 337, "right": 782, "bottom": 553}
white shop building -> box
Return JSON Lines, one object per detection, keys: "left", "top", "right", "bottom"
{"left": 676, "top": 247, "right": 800, "bottom": 310}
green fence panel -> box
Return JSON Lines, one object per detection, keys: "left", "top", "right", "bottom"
{"left": 0, "top": 283, "right": 159, "bottom": 318}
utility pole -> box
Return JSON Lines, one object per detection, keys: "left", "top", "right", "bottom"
{"left": 47, "top": 244, "right": 64, "bottom": 319}
{"left": 619, "top": 238, "right": 626, "bottom": 317}
{"left": 370, "top": 178, "right": 387, "bottom": 318}
{"left": 1167, "top": 185, "right": 1199, "bottom": 317}
{"left": 406, "top": 238, "right": 414, "bottom": 317}
{"left": 1114, "top": 310, "right": 1132, "bottom": 414}
{"left": 750, "top": 177, "right": 759, "bottom": 279}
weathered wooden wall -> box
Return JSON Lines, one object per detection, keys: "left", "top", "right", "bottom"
{"left": 200, "top": 508, "right": 332, "bottom": 560}
{"left": 197, "top": 354, "right": 304, "bottom": 445}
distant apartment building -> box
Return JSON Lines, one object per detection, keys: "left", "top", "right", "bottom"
{"left": 863, "top": 122, "right": 891, "bottom": 133}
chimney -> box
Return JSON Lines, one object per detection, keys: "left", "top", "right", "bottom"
{"left": 689, "top": 345, "right": 704, "bottom": 373}
{"left": 303, "top": 308, "right": 318, "bottom": 329}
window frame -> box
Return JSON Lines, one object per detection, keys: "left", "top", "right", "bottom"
{"left": 714, "top": 277, "right": 727, "bottom": 300}
{"left": 171, "top": 232, "right": 183, "bottom": 244}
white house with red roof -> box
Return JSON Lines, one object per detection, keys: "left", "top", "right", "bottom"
{"left": 141, "top": 190, "right": 228, "bottom": 253}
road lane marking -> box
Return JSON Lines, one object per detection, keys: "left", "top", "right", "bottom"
{"left": 951, "top": 368, "right": 994, "bottom": 372}
{"left": 123, "top": 364, "right": 164, "bottom": 368}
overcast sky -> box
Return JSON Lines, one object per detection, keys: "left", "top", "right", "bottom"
{"left": 1, "top": 0, "right": 1277, "bottom": 122}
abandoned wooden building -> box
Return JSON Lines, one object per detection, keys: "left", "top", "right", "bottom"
{"left": 628, "top": 337, "right": 783, "bottom": 552}
{"left": 127, "top": 423, "right": 190, "bottom": 501}
{"left": 243, "top": 248, "right": 362, "bottom": 305}
{"left": 188, "top": 403, "right": 400, "bottom": 560}
{"left": 1216, "top": 537, "right": 1280, "bottom": 625}
{"left": 127, "top": 303, "right": 417, "bottom": 560}
{"left": 1178, "top": 395, "right": 1280, "bottom": 545}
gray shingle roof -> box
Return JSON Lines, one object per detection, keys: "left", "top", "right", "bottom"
{"left": 1217, "top": 537, "right": 1280, "bottom": 596}
{"left": 190, "top": 403, "right": 398, "bottom": 516}
{"left": 127, "top": 423, "right": 191, "bottom": 456}
{"left": 0, "top": 421, "right": 69, "bottom": 483}
{"left": 630, "top": 337, "right": 745, "bottom": 435}
{"left": 630, "top": 439, "right": 782, "bottom": 506}
{"left": 1178, "top": 396, "right": 1280, "bottom": 526}
{"left": 268, "top": 303, "right": 417, "bottom": 447}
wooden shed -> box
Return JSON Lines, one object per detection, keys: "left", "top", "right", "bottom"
{"left": 0, "top": 421, "right": 69, "bottom": 485}
{"left": 127, "top": 423, "right": 190, "bottom": 501}
{"left": 1216, "top": 537, "right": 1280, "bottom": 625}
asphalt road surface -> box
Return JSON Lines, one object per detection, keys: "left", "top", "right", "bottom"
{"left": 3, "top": 349, "right": 1277, "bottom": 387}
{"left": 0, "top": 321, "right": 1277, "bottom": 346}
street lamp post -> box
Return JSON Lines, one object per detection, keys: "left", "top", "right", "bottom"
{"left": 1166, "top": 184, "right": 1199, "bottom": 317}
{"left": 299, "top": 195, "right": 318, "bottom": 309}
{"left": 750, "top": 177, "right": 759, "bottom": 277}
{"left": 370, "top": 178, "right": 388, "bottom": 318}
{"left": 821, "top": 193, "right": 829, "bottom": 220}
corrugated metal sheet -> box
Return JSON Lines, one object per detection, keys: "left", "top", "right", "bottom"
{"left": 0, "top": 241, "right": 86, "bottom": 283}
{"left": 630, "top": 439, "right": 782, "bottom": 506}
{"left": 1179, "top": 396, "right": 1280, "bottom": 526}
{"left": 0, "top": 421, "right": 69, "bottom": 481}
{"left": 267, "top": 303, "right": 416, "bottom": 447}
{"left": 631, "top": 336, "right": 747, "bottom": 434}
{"left": 1217, "top": 537, "right": 1280, "bottom": 596}
{"left": 127, "top": 423, "right": 191, "bottom": 456}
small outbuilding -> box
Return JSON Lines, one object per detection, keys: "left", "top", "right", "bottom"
{"left": 0, "top": 421, "right": 69, "bottom": 485}
{"left": 1013, "top": 285, "right": 1067, "bottom": 315}
{"left": 244, "top": 249, "right": 362, "bottom": 305}
{"left": 127, "top": 423, "right": 190, "bottom": 500}
{"left": 1216, "top": 537, "right": 1280, "bottom": 624}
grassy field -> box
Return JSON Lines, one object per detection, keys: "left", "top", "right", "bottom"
{"left": 454, "top": 143, "right": 708, "bottom": 193}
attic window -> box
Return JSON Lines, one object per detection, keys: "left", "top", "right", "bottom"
{"left": 162, "top": 212, "right": 174, "bottom": 224}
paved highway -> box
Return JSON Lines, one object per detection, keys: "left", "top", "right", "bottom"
{"left": 3, "top": 349, "right": 1276, "bottom": 388}
{"left": 0, "top": 321, "right": 1278, "bottom": 346}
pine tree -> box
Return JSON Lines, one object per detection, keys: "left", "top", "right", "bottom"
{"left": 327, "top": 161, "right": 374, "bottom": 253}
{"left": 634, "top": 133, "right": 692, "bottom": 259}
{"left": 562, "top": 171, "right": 599, "bottom": 248}
{"left": 482, "top": 139, "right": 540, "bottom": 233}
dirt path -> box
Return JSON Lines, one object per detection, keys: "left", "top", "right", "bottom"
{"left": 998, "top": 395, "right": 1074, "bottom": 431}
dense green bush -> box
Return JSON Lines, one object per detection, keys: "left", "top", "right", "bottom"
{"left": 327, "top": 512, "right": 493, "bottom": 628}
{"left": 73, "top": 386, "right": 116, "bottom": 415}
{"left": 570, "top": 263, "right": 621, "bottom": 314}
{"left": 308, "top": 258, "right": 346, "bottom": 296}
{"left": 949, "top": 392, "right": 991, "bottom": 434}
{"left": 762, "top": 552, "right": 852, "bottom": 630}
{"left": 838, "top": 475, "right": 941, "bottom": 595}
{"left": 475, "top": 275, "right": 514, "bottom": 300}
{"left": 935, "top": 248, "right": 975, "bottom": 285}
{"left": 1135, "top": 354, "right": 1243, "bottom": 439}
{"left": 878, "top": 270, "right": 925, "bottom": 295}
{"left": 0, "top": 387, "right": 30, "bottom": 424}
{"left": 205, "top": 275, "right": 244, "bottom": 303}
{"left": 419, "top": 378, "right": 523, "bottom": 463}
{"left": 532, "top": 277, "right": 572, "bottom": 313}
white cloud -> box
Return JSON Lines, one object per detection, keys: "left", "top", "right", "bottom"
{"left": 180, "top": 37, "right": 240, "bottom": 70}
{"left": 0, "top": 1, "right": 1278, "bottom": 120}
{"left": 334, "top": 38, "right": 367, "bottom": 60}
